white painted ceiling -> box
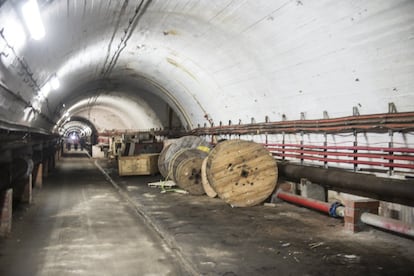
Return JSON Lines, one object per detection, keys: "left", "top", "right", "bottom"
{"left": 0, "top": 0, "right": 413, "bottom": 134}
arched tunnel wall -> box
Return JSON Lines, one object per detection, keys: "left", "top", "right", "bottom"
{"left": 0, "top": 0, "right": 412, "bottom": 134}
{"left": 0, "top": 0, "right": 413, "bottom": 187}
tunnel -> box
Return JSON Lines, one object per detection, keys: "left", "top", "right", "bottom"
{"left": 0, "top": 1, "right": 413, "bottom": 275}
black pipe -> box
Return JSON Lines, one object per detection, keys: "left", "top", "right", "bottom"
{"left": 277, "top": 162, "right": 414, "bottom": 207}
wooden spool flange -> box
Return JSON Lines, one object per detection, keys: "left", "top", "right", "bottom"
{"left": 201, "top": 157, "right": 217, "bottom": 198}
{"left": 206, "top": 140, "right": 278, "bottom": 207}
{"left": 170, "top": 148, "right": 208, "bottom": 195}
{"left": 158, "top": 136, "right": 210, "bottom": 178}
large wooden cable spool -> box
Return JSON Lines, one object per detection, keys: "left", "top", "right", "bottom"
{"left": 158, "top": 144, "right": 171, "bottom": 177}
{"left": 206, "top": 140, "right": 278, "bottom": 207}
{"left": 169, "top": 148, "right": 208, "bottom": 195}
{"left": 201, "top": 157, "right": 217, "bottom": 198}
{"left": 158, "top": 136, "right": 210, "bottom": 178}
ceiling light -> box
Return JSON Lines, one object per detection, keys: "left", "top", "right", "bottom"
{"left": 2, "top": 22, "right": 26, "bottom": 51}
{"left": 50, "top": 75, "right": 60, "bottom": 89}
{"left": 40, "top": 82, "right": 51, "bottom": 97}
{"left": 21, "top": 0, "right": 45, "bottom": 40}
{"left": 23, "top": 107, "right": 32, "bottom": 121}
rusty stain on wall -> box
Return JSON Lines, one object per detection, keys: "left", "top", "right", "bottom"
{"left": 166, "top": 57, "right": 197, "bottom": 81}
{"left": 163, "top": 29, "right": 179, "bottom": 36}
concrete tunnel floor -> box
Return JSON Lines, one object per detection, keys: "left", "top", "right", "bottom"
{"left": 0, "top": 152, "right": 413, "bottom": 276}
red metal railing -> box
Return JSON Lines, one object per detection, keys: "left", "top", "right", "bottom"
{"left": 265, "top": 143, "right": 414, "bottom": 170}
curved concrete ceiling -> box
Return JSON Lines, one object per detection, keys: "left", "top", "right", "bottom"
{"left": 0, "top": 0, "right": 413, "bottom": 134}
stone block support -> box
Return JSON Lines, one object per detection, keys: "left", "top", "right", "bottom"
{"left": 49, "top": 155, "right": 55, "bottom": 172}
{"left": 34, "top": 163, "right": 43, "bottom": 189}
{"left": 0, "top": 189, "right": 13, "bottom": 237}
{"left": 43, "top": 158, "right": 49, "bottom": 178}
{"left": 21, "top": 174, "right": 33, "bottom": 204}
{"left": 344, "top": 199, "right": 380, "bottom": 233}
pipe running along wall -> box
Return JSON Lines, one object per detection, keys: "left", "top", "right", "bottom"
{"left": 277, "top": 163, "right": 414, "bottom": 207}
{"left": 276, "top": 190, "right": 414, "bottom": 238}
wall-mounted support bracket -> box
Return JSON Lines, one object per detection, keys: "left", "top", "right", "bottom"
{"left": 353, "top": 106, "right": 360, "bottom": 116}
{"left": 388, "top": 102, "right": 397, "bottom": 113}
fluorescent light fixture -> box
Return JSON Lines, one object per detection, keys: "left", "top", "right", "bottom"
{"left": 40, "top": 82, "right": 51, "bottom": 97}
{"left": 3, "top": 22, "right": 26, "bottom": 51}
{"left": 1, "top": 20, "right": 26, "bottom": 66}
{"left": 23, "top": 107, "right": 32, "bottom": 121}
{"left": 32, "top": 98, "right": 42, "bottom": 112}
{"left": 50, "top": 75, "right": 60, "bottom": 89}
{"left": 21, "top": 0, "right": 45, "bottom": 40}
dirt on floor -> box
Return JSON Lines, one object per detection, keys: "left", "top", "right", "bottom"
{"left": 99, "top": 158, "right": 414, "bottom": 276}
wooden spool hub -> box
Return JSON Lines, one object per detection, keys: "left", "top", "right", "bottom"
{"left": 201, "top": 157, "right": 217, "bottom": 198}
{"left": 158, "top": 136, "right": 210, "bottom": 178}
{"left": 170, "top": 148, "right": 208, "bottom": 195}
{"left": 206, "top": 140, "right": 278, "bottom": 207}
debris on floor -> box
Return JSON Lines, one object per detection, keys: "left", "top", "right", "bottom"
{"left": 148, "top": 180, "right": 188, "bottom": 194}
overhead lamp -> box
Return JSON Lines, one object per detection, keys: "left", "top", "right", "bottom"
{"left": 50, "top": 75, "right": 60, "bottom": 89}
{"left": 23, "top": 106, "right": 32, "bottom": 121}
{"left": 40, "top": 82, "right": 51, "bottom": 97}
{"left": 2, "top": 23, "right": 26, "bottom": 52}
{"left": 21, "top": 0, "right": 45, "bottom": 40}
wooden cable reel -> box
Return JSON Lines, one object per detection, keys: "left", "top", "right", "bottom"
{"left": 169, "top": 148, "right": 208, "bottom": 195}
{"left": 206, "top": 140, "right": 278, "bottom": 207}
{"left": 201, "top": 157, "right": 217, "bottom": 198}
{"left": 158, "top": 144, "right": 171, "bottom": 177}
{"left": 158, "top": 136, "right": 210, "bottom": 178}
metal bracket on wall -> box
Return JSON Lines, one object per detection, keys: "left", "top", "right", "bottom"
{"left": 353, "top": 106, "right": 360, "bottom": 116}
{"left": 388, "top": 102, "right": 397, "bottom": 113}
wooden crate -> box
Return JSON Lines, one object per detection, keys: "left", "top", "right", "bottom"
{"left": 118, "top": 154, "right": 159, "bottom": 176}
